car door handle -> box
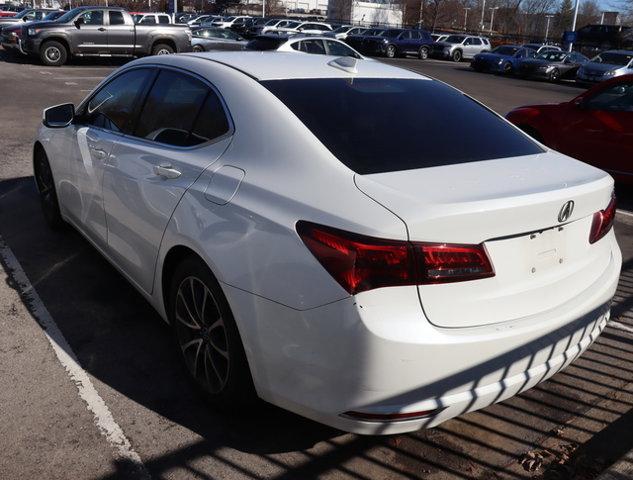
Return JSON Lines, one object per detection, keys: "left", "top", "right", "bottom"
{"left": 154, "top": 164, "right": 181, "bottom": 179}
{"left": 98, "top": 27, "right": 106, "bottom": 32}
{"left": 91, "top": 148, "right": 107, "bottom": 159}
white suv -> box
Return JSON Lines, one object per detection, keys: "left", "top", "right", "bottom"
{"left": 430, "top": 34, "right": 491, "bottom": 62}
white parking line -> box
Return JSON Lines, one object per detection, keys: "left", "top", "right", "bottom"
{"left": 608, "top": 321, "right": 633, "bottom": 335}
{"left": 65, "top": 82, "right": 78, "bottom": 86}
{"left": 617, "top": 209, "right": 633, "bottom": 218}
{"left": 53, "top": 76, "right": 105, "bottom": 80}
{"left": 0, "top": 237, "right": 150, "bottom": 480}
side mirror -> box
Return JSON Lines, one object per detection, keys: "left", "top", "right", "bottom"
{"left": 23, "top": 17, "right": 29, "bottom": 22}
{"left": 43, "top": 103, "right": 75, "bottom": 128}
{"left": 74, "top": 17, "right": 84, "bottom": 29}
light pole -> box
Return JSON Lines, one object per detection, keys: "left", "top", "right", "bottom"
{"left": 480, "top": 0, "right": 486, "bottom": 31}
{"left": 464, "top": 7, "right": 470, "bottom": 30}
{"left": 489, "top": 6, "right": 498, "bottom": 33}
{"left": 568, "top": 0, "right": 580, "bottom": 51}
{"left": 262, "top": 0, "right": 266, "bottom": 17}
{"left": 544, "top": 14, "right": 554, "bottom": 41}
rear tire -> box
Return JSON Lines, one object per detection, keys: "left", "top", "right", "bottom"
{"left": 192, "top": 45, "right": 204, "bottom": 53}
{"left": 40, "top": 40, "right": 67, "bottom": 67}
{"left": 168, "top": 256, "right": 257, "bottom": 409}
{"left": 502, "top": 61, "right": 513, "bottom": 75}
{"left": 452, "top": 49, "right": 462, "bottom": 62}
{"left": 385, "top": 44, "right": 396, "bottom": 58}
{"left": 418, "top": 46, "right": 429, "bottom": 60}
{"left": 33, "top": 149, "right": 65, "bottom": 230}
{"left": 152, "top": 43, "right": 175, "bottom": 56}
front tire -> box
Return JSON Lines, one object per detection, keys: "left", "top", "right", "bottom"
{"left": 152, "top": 43, "right": 175, "bottom": 56}
{"left": 502, "top": 61, "right": 513, "bottom": 75}
{"left": 418, "top": 46, "right": 429, "bottom": 60}
{"left": 451, "top": 49, "right": 462, "bottom": 62}
{"left": 34, "top": 149, "right": 65, "bottom": 229}
{"left": 192, "top": 45, "right": 204, "bottom": 53}
{"left": 549, "top": 68, "right": 561, "bottom": 82}
{"left": 169, "top": 256, "right": 256, "bottom": 409}
{"left": 385, "top": 44, "right": 396, "bottom": 58}
{"left": 40, "top": 40, "right": 67, "bottom": 67}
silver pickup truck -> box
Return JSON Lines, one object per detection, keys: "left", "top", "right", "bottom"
{"left": 8, "top": 6, "right": 191, "bottom": 66}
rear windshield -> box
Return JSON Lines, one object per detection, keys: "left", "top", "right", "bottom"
{"left": 261, "top": 78, "right": 543, "bottom": 174}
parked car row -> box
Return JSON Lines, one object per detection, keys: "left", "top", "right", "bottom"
{"left": 1, "top": 6, "right": 191, "bottom": 66}
{"left": 472, "top": 43, "right": 633, "bottom": 85}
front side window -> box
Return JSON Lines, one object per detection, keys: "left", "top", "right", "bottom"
{"left": 585, "top": 83, "right": 633, "bottom": 112}
{"left": 80, "top": 10, "right": 103, "bottom": 25}
{"left": 140, "top": 16, "right": 156, "bottom": 24}
{"left": 83, "top": 68, "right": 153, "bottom": 133}
{"left": 134, "top": 70, "right": 229, "bottom": 146}
{"left": 262, "top": 78, "right": 543, "bottom": 174}
{"left": 158, "top": 15, "right": 170, "bottom": 24}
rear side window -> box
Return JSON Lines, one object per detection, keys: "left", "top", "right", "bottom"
{"left": 140, "top": 16, "right": 156, "bottom": 24}
{"left": 109, "top": 11, "right": 124, "bottom": 25}
{"left": 262, "top": 78, "right": 543, "bottom": 174}
{"left": 158, "top": 15, "right": 170, "bottom": 24}
{"left": 135, "top": 70, "right": 229, "bottom": 146}
{"left": 84, "top": 68, "right": 153, "bottom": 134}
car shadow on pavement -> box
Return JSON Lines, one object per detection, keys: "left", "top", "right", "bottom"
{"left": 0, "top": 49, "right": 130, "bottom": 67}
{"left": 2, "top": 175, "right": 633, "bottom": 480}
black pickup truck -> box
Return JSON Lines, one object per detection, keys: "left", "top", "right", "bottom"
{"left": 4, "top": 6, "right": 192, "bottom": 66}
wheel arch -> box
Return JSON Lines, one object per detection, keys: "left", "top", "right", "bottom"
{"left": 40, "top": 36, "right": 70, "bottom": 55}
{"left": 161, "top": 244, "right": 206, "bottom": 322}
{"left": 151, "top": 37, "right": 177, "bottom": 53}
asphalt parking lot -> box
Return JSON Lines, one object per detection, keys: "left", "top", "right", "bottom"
{"left": 1, "top": 51, "right": 633, "bottom": 480}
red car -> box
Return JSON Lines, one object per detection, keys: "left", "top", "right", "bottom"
{"left": 506, "top": 75, "right": 633, "bottom": 185}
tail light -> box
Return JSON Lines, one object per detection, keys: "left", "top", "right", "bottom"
{"left": 589, "top": 195, "right": 616, "bottom": 244}
{"left": 296, "top": 221, "right": 494, "bottom": 295}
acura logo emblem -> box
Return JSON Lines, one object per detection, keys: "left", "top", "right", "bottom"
{"left": 558, "top": 200, "right": 575, "bottom": 223}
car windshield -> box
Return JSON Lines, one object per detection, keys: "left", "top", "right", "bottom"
{"left": 13, "top": 9, "right": 31, "bottom": 18}
{"left": 246, "top": 36, "right": 286, "bottom": 50}
{"left": 592, "top": 52, "right": 633, "bottom": 66}
{"left": 537, "top": 52, "right": 566, "bottom": 61}
{"left": 286, "top": 21, "right": 301, "bottom": 28}
{"left": 262, "top": 78, "right": 542, "bottom": 175}
{"left": 43, "top": 11, "right": 63, "bottom": 21}
{"left": 264, "top": 19, "right": 280, "bottom": 25}
{"left": 492, "top": 46, "right": 519, "bottom": 55}
{"left": 225, "top": 16, "right": 235, "bottom": 21}
{"left": 332, "top": 26, "right": 348, "bottom": 33}
{"left": 53, "top": 8, "right": 84, "bottom": 23}
{"left": 445, "top": 35, "right": 465, "bottom": 43}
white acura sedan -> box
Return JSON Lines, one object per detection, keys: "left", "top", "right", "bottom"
{"left": 33, "top": 52, "right": 621, "bottom": 435}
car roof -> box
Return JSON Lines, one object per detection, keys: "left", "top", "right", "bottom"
{"left": 180, "top": 51, "right": 428, "bottom": 81}
{"left": 601, "top": 49, "right": 633, "bottom": 54}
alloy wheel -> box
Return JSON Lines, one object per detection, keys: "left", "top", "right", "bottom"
{"left": 174, "top": 276, "right": 230, "bottom": 394}
{"left": 45, "top": 46, "right": 61, "bottom": 63}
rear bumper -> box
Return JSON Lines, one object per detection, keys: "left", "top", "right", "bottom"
{"left": 224, "top": 233, "right": 621, "bottom": 434}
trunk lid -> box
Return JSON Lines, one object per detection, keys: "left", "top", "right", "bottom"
{"left": 355, "top": 151, "right": 615, "bottom": 328}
